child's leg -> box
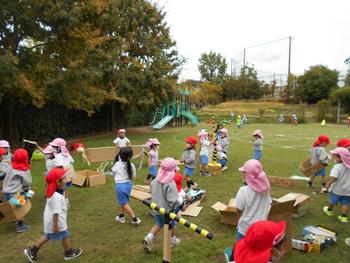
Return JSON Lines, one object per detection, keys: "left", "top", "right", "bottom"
{"left": 308, "top": 175, "right": 315, "bottom": 186}
{"left": 36, "top": 236, "right": 49, "bottom": 248}
{"left": 63, "top": 237, "right": 71, "bottom": 251}
{"left": 321, "top": 175, "right": 327, "bottom": 186}
{"left": 121, "top": 204, "right": 135, "bottom": 218}
{"left": 340, "top": 205, "right": 348, "bottom": 216}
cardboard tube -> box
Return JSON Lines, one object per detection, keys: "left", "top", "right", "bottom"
{"left": 163, "top": 224, "right": 172, "bottom": 263}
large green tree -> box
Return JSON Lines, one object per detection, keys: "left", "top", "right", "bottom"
{"left": 296, "top": 65, "right": 339, "bottom": 104}
{"left": 198, "top": 51, "right": 227, "bottom": 82}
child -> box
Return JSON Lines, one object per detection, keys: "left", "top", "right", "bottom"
{"left": 228, "top": 220, "right": 286, "bottom": 263}
{"left": 0, "top": 148, "right": 10, "bottom": 191}
{"left": 308, "top": 135, "right": 330, "bottom": 189}
{"left": 198, "top": 130, "right": 211, "bottom": 176}
{"left": 337, "top": 138, "right": 350, "bottom": 151}
{"left": 292, "top": 113, "right": 298, "bottom": 126}
{"left": 24, "top": 168, "right": 83, "bottom": 262}
{"left": 0, "top": 140, "right": 12, "bottom": 163}
{"left": 236, "top": 115, "right": 242, "bottom": 129}
{"left": 252, "top": 130, "right": 264, "bottom": 160}
{"left": 112, "top": 147, "right": 141, "bottom": 225}
{"left": 323, "top": 147, "right": 350, "bottom": 223}
{"left": 217, "top": 128, "right": 229, "bottom": 171}
{"left": 234, "top": 159, "right": 271, "bottom": 240}
{"left": 2, "top": 148, "right": 32, "bottom": 232}
{"left": 180, "top": 137, "right": 198, "bottom": 189}
{"left": 113, "top": 129, "right": 130, "bottom": 149}
{"left": 143, "top": 158, "right": 180, "bottom": 253}
{"left": 42, "top": 145, "right": 56, "bottom": 176}
{"left": 216, "top": 144, "right": 228, "bottom": 171}
{"left": 278, "top": 114, "right": 284, "bottom": 124}
{"left": 145, "top": 138, "right": 160, "bottom": 184}
{"left": 215, "top": 123, "right": 224, "bottom": 140}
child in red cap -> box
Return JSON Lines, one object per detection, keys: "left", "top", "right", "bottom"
{"left": 180, "top": 136, "right": 198, "bottom": 189}
{"left": 24, "top": 168, "right": 82, "bottom": 262}
{"left": 337, "top": 138, "right": 350, "bottom": 151}
{"left": 230, "top": 220, "right": 286, "bottom": 263}
{"left": 308, "top": 135, "right": 330, "bottom": 189}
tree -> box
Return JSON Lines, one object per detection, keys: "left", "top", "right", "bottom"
{"left": 197, "top": 82, "right": 222, "bottom": 105}
{"left": 296, "top": 65, "right": 339, "bottom": 103}
{"left": 281, "top": 74, "right": 299, "bottom": 103}
{"left": 198, "top": 51, "right": 227, "bottom": 82}
{"left": 330, "top": 87, "right": 350, "bottom": 113}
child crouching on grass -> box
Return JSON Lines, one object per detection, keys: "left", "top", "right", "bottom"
{"left": 24, "top": 168, "right": 82, "bottom": 262}
{"left": 143, "top": 158, "right": 180, "bottom": 253}
{"left": 323, "top": 147, "right": 350, "bottom": 223}
{"left": 112, "top": 147, "right": 141, "bottom": 225}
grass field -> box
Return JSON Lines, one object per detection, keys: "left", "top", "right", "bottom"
{"left": 2, "top": 123, "right": 350, "bottom": 263}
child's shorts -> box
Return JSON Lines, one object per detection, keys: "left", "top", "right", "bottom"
{"left": 200, "top": 155, "right": 209, "bottom": 165}
{"left": 155, "top": 213, "right": 177, "bottom": 228}
{"left": 45, "top": 230, "right": 70, "bottom": 241}
{"left": 254, "top": 150, "right": 262, "bottom": 160}
{"left": 4, "top": 193, "right": 14, "bottom": 201}
{"left": 330, "top": 192, "right": 350, "bottom": 206}
{"left": 184, "top": 167, "right": 194, "bottom": 176}
{"left": 115, "top": 181, "right": 132, "bottom": 205}
{"left": 148, "top": 165, "right": 157, "bottom": 177}
{"left": 236, "top": 231, "right": 244, "bottom": 241}
{"left": 66, "top": 181, "right": 73, "bottom": 188}
{"left": 314, "top": 167, "right": 326, "bottom": 176}
{"left": 219, "top": 159, "right": 227, "bottom": 167}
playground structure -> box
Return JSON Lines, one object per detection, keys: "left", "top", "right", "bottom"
{"left": 150, "top": 88, "right": 198, "bottom": 130}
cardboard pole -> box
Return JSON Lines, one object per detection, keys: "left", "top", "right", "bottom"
{"left": 163, "top": 223, "right": 172, "bottom": 263}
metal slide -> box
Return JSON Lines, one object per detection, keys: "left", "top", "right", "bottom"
{"left": 180, "top": 111, "right": 198, "bottom": 125}
{"left": 152, "top": 115, "right": 174, "bottom": 130}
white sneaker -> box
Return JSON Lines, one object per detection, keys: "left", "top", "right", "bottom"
{"left": 143, "top": 236, "right": 152, "bottom": 253}
{"left": 171, "top": 236, "right": 181, "bottom": 247}
{"left": 131, "top": 218, "right": 142, "bottom": 225}
{"left": 345, "top": 237, "right": 350, "bottom": 247}
{"left": 221, "top": 166, "right": 228, "bottom": 171}
{"left": 115, "top": 215, "right": 126, "bottom": 223}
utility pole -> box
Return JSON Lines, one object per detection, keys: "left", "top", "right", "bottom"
{"left": 243, "top": 48, "right": 246, "bottom": 68}
{"left": 288, "top": 36, "right": 292, "bottom": 77}
{"left": 230, "top": 58, "right": 233, "bottom": 76}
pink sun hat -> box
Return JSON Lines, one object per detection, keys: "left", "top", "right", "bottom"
{"left": 42, "top": 145, "right": 55, "bottom": 154}
{"left": 156, "top": 157, "right": 180, "bottom": 184}
{"left": 330, "top": 147, "right": 350, "bottom": 168}
{"left": 0, "top": 140, "right": 10, "bottom": 148}
{"left": 238, "top": 159, "right": 270, "bottom": 193}
{"left": 49, "top": 138, "right": 69, "bottom": 156}
{"left": 252, "top": 130, "right": 264, "bottom": 139}
{"left": 145, "top": 138, "right": 160, "bottom": 148}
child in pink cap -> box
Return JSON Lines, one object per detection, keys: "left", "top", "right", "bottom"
{"left": 252, "top": 130, "right": 264, "bottom": 160}
{"left": 0, "top": 140, "right": 12, "bottom": 163}
{"left": 233, "top": 159, "right": 271, "bottom": 240}
{"left": 197, "top": 129, "right": 211, "bottom": 177}
{"left": 217, "top": 128, "right": 229, "bottom": 171}
{"left": 143, "top": 157, "right": 180, "bottom": 253}
{"left": 323, "top": 147, "right": 350, "bottom": 223}
{"left": 145, "top": 138, "right": 160, "bottom": 184}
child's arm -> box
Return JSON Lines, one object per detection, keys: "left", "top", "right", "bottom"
{"left": 52, "top": 213, "right": 59, "bottom": 233}
{"left": 325, "top": 177, "right": 336, "bottom": 191}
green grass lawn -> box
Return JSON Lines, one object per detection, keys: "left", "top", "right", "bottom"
{"left": 2, "top": 123, "right": 350, "bottom": 262}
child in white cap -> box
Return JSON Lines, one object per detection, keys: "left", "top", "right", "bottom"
{"left": 113, "top": 129, "right": 130, "bottom": 149}
{"left": 252, "top": 130, "right": 264, "bottom": 160}
{"left": 0, "top": 140, "right": 12, "bottom": 163}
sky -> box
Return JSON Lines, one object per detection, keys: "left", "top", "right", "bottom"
{"left": 155, "top": 0, "right": 350, "bottom": 81}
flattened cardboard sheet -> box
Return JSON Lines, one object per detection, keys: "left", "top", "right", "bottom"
{"left": 131, "top": 189, "right": 151, "bottom": 201}
{"left": 268, "top": 176, "right": 296, "bottom": 187}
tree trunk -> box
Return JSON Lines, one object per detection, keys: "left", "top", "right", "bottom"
{"left": 7, "top": 96, "right": 18, "bottom": 147}
{"left": 111, "top": 101, "right": 116, "bottom": 132}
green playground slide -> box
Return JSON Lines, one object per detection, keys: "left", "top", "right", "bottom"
{"left": 180, "top": 111, "right": 198, "bottom": 125}
{"left": 152, "top": 115, "right": 174, "bottom": 130}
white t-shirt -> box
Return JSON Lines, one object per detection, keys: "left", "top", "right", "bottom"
{"left": 149, "top": 149, "right": 159, "bottom": 166}
{"left": 200, "top": 139, "right": 211, "bottom": 156}
{"left": 234, "top": 185, "right": 271, "bottom": 235}
{"left": 112, "top": 161, "right": 136, "bottom": 184}
{"left": 45, "top": 158, "right": 56, "bottom": 172}
{"left": 310, "top": 147, "right": 329, "bottom": 165}
{"left": 54, "top": 153, "right": 74, "bottom": 167}
{"left": 330, "top": 163, "right": 350, "bottom": 196}
{"left": 113, "top": 137, "right": 130, "bottom": 147}
{"left": 44, "top": 192, "right": 68, "bottom": 233}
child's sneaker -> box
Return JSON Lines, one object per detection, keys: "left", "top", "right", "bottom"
{"left": 143, "top": 236, "right": 152, "bottom": 253}
{"left": 307, "top": 181, "right": 313, "bottom": 188}
{"left": 205, "top": 172, "right": 211, "bottom": 177}
{"left": 224, "top": 247, "right": 233, "bottom": 263}
{"left": 170, "top": 236, "right": 181, "bottom": 247}
{"left": 345, "top": 237, "right": 350, "bottom": 246}
{"left": 64, "top": 248, "right": 83, "bottom": 260}
{"left": 24, "top": 247, "right": 38, "bottom": 263}
{"left": 323, "top": 206, "right": 333, "bottom": 216}
{"left": 115, "top": 215, "right": 126, "bottom": 224}
{"left": 17, "top": 223, "right": 31, "bottom": 233}
{"left": 131, "top": 218, "right": 142, "bottom": 226}
{"left": 338, "top": 215, "right": 348, "bottom": 223}
{"left": 221, "top": 166, "right": 228, "bottom": 171}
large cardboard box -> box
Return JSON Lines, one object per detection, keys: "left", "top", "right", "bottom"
{"left": 275, "top": 193, "right": 310, "bottom": 218}
{"left": 212, "top": 199, "right": 295, "bottom": 252}
{"left": 0, "top": 195, "right": 32, "bottom": 224}
{"left": 299, "top": 158, "right": 324, "bottom": 177}
{"left": 72, "top": 170, "right": 106, "bottom": 187}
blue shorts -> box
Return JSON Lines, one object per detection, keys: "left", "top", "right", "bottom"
{"left": 184, "top": 167, "right": 194, "bottom": 176}
{"left": 254, "top": 150, "right": 262, "bottom": 160}
{"left": 236, "top": 231, "right": 244, "bottom": 241}
{"left": 155, "top": 214, "right": 177, "bottom": 228}
{"left": 45, "top": 230, "right": 70, "bottom": 241}
{"left": 200, "top": 155, "right": 209, "bottom": 165}
{"left": 66, "top": 181, "right": 73, "bottom": 188}
{"left": 4, "top": 193, "right": 14, "bottom": 201}
{"left": 219, "top": 159, "right": 227, "bottom": 167}
{"left": 329, "top": 192, "right": 350, "bottom": 206}
{"left": 148, "top": 165, "right": 157, "bottom": 177}
{"left": 314, "top": 167, "right": 326, "bottom": 177}
{"left": 115, "top": 181, "right": 132, "bottom": 205}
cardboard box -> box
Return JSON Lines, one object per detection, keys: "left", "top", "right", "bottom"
{"left": 275, "top": 193, "right": 310, "bottom": 218}
{"left": 0, "top": 196, "right": 32, "bottom": 224}
{"left": 299, "top": 158, "right": 324, "bottom": 177}
{"left": 212, "top": 199, "right": 295, "bottom": 252}
{"left": 72, "top": 170, "right": 106, "bottom": 187}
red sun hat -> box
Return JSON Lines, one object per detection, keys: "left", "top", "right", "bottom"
{"left": 185, "top": 136, "right": 198, "bottom": 145}
{"left": 337, "top": 138, "right": 350, "bottom": 148}
{"left": 46, "top": 168, "right": 67, "bottom": 198}
{"left": 12, "top": 148, "right": 30, "bottom": 171}
{"left": 174, "top": 172, "right": 183, "bottom": 192}
{"left": 234, "top": 220, "right": 286, "bottom": 263}
{"left": 312, "top": 135, "right": 330, "bottom": 147}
